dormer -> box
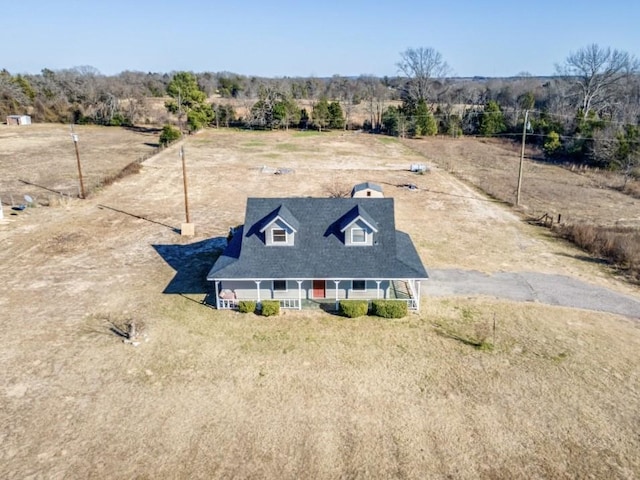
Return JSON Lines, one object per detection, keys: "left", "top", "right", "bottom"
{"left": 258, "top": 205, "right": 299, "bottom": 246}
{"left": 338, "top": 205, "right": 378, "bottom": 246}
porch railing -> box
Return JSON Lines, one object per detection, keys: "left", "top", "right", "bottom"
{"left": 218, "top": 299, "right": 238, "bottom": 310}
{"left": 279, "top": 298, "right": 300, "bottom": 309}
{"left": 216, "top": 298, "right": 415, "bottom": 311}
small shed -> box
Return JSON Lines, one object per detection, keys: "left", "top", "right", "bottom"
{"left": 6, "top": 115, "right": 31, "bottom": 126}
{"left": 351, "top": 182, "right": 384, "bottom": 198}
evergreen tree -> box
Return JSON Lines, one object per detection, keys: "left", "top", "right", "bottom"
{"left": 312, "top": 99, "right": 330, "bottom": 131}
{"left": 415, "top": 99, "right": 437, "bottom": 136}
{"left": 479, "top": 100, "right": 506, "bottom": 136}
{"left": 328, "top": 101, "right": 345, "bottom": 129}
{"left": 165, "top": 72, "right": 212, "bottom": 132}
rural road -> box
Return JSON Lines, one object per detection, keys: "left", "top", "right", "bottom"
{"left": 423, "top": 269, "right": 640, "bottom": 319}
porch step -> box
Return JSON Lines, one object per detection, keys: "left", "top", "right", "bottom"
{"left": 391, "top": 280, "right": 411, "bottom": 299}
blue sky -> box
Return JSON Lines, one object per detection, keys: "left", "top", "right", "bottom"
{"left": 4, "top": 0, "right": 639, "bottom": 77}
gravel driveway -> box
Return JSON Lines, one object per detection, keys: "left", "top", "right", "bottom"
{"left": 423, "top": 269, "right": 640, "bottom": 319}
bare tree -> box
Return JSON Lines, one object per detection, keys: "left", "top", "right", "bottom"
{"left": 360, "top": 75, "right": 388, "bottom": 131}
{"left": 397, "top": 47, "right": 450, "bottom": 104}
{"left": 556, "top": 44, "right": 639, "bottom": 115}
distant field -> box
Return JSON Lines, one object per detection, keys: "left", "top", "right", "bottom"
{"left": 1, "top": 128, "right": 639, "bottom": 479}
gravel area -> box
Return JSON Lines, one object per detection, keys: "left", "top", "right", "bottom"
{"left": 423, "top": 269, "right": 640, "bottom": 319}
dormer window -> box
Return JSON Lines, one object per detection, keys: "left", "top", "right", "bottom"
{"left": 272, "top": 229, "right": 287, "bottom": 243}
{"left": 337, "top": 205, "right": 378, "bottom": 247}
{"left": 256, "top": 205, "right": 299, "bottom": 246}
{"left": 351, "top": 227, "right": 367, "bottom": 244}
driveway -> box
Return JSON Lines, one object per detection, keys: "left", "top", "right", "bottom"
{"left": 423, "top": 269, "right": 640, "bottom": 319}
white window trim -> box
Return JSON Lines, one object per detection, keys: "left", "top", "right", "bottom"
{"left": 272, "top": 228, "right": 287, "bottom": 243}
{"left": 273, "top": 280, "right": 288, "bottom": 292}
{"left": 352, "top": 280, "right": 367, "bottom": 292}
{"left": 351, "top": 227, "right": 367, "bottom": 244}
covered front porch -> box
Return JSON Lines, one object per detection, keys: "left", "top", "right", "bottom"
{"left": 212, "top": 278, "right": 422, "bottom": 311}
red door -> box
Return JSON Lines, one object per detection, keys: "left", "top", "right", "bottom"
{"left": 312, "top": 280, "right": 325, "bottom": 298}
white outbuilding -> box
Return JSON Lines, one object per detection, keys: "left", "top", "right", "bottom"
{"left": 351, "top": 182, "right": 384, "bottom": 198}
{"left": 6, "top": 115, "right": 31, "bottom": 126}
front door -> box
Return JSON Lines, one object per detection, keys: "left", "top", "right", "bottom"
{"left": 312, "top": 280, "right": 325, "bottom": 298}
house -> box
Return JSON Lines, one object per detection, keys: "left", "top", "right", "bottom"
{"left": 207, "top": 197, "right": 428, "bottom": 310}
{"left": 6, "top": 115, "right": 31, "bottom": 126}
{"left": 351, "top": 182, "right": 384, "bottom": 198}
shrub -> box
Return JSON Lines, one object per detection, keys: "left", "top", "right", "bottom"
{"left": 237, "top": 300, "right": 256, "bottom": 314}
{"left": 260, "top": 300, "right": 280, "bottom": 317}
{"left": 159, "top": 124, "right": 181, "bottom": 146}
{"left": 339, "top": 300, "right": 369, "bottom": 318}
{"left": 371, "top": 300, "right": 408, "bottom": 318}
{"left": 554, "top": 223, "right": 640, "bottom": 281}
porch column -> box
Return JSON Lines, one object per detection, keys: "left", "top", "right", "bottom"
{"left": 375, "top": 280, "right": 381, "bottom": 299}
{"left": 215, "top": 281, "right": 220, "bottom": 309}
{"left": 255, "top": 280, "right": 261, "bottom": 303}
{"left": 296, "top": 281, "right": 303, "bottom": 310}
{"left": 416, "top": 280, "right": 421, "bottom": 310}
{"left": 334, "top": 280, "right": 340, "bottom": 310}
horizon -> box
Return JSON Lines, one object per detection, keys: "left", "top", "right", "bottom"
{"left": 4, "top": 1, "right": 640, "bottom": 78}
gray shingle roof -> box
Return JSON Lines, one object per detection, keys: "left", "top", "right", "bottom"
{"left": 351, "top": 182, "right": 383, "bottom": 195}
{"left": 337, "top": 204, "right": 378, "bottom": 232}
{"left": 207, "top": 197, "right": 428, "bottom": 280}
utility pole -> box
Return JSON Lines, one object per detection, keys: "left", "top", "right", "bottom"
{"left": 516, "top": 109, "right": 529, "bottom": 207}
{"left": 180, "top": 145, "right": 194, "bottom": 236}
{"left": 71, "top": 127, "right": 86, "bottom": 199}
{"left": 180, "top": 146, "right": 190, "bottom": 223}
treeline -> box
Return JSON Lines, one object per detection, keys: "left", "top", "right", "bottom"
{"left": 1, "top": 43, "right": 639, "bottom": 171}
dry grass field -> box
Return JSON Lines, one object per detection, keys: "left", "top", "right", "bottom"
{"left": 1, "top": 127, "right": 640, "bottom": 479}
{"left": 402, "top": 136, "right": 640, "bottom": 229}
{"left": 0, "top": 124, "right": 159, "bottom": 204}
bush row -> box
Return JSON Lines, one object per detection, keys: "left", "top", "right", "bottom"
{"left": 235, "top": 299, "right": 409, "bottom": 318}
{"left": 339, "top": 299, "right": 407, "bottom": 318}
{"left": 237, "top": 300, "right": 280, "bottom": 316}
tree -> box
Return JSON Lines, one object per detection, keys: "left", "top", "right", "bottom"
{"left": 397, "top": 47, "right": 450, "bottom": 105}
{"left": 212, "top": 103, "right": 236, "bottom": 128}
{"left": 556, "top": 44, "right": 639, "bottom": 116}
{"left": 165, "top": 71, "right": 212, "bottom": 131}
{"left": 159, "top": 124, "right": 181, "bottom": 146}
{"left": 543, "top": 131, "right": 562, "bottom": 157}
{"left": 328, "top": 101, "right": 345, "bottom": 129}
{"left": 312, "top": 98, "right": 330, "bottom": 131}
{"left": 273, "top": 97, "right": 300, "bottom": 130}
{"left": 435, "top": 105, "right": 462, "bottom": 137}
{"left": 479, "top": 100, "right": 506, "bottom": 136}
{"left": 187, "top": 103, "right": 214, "bottom": 131}
{"left": 614, "top": 125, "right": 640, "bottom": 185}
{"left": 382, "top": 106, "right": 409, "bottom": 138}
{"left": 360, "top": 75, "right": 388, "bottom": 132}
{"left": 414, "top": 99, "right": 437, "bottom": 136}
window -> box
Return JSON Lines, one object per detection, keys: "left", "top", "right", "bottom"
{"left": 351, "top": 227, "right": 366, "bottom": 244}
{"left": 273, "top": 280, "right": 287, "bottom": 292}
{"left": 352, "top": 280, "right": 366, "bottom": 291}
{"left": 272, "top": 228, "right": 287, "bottom": 243}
